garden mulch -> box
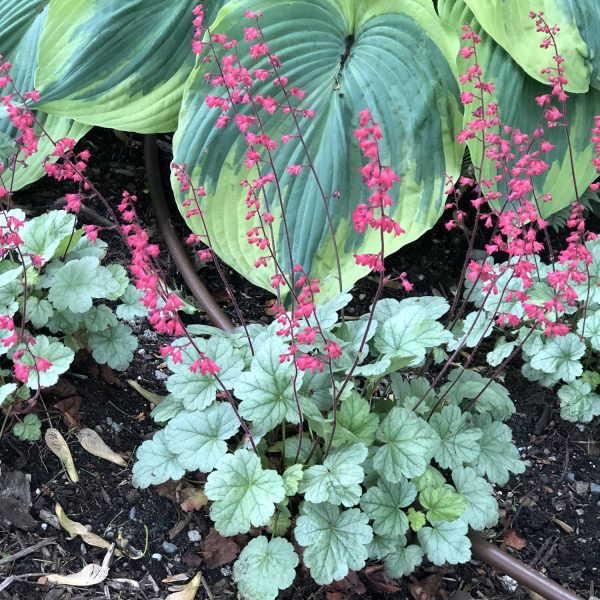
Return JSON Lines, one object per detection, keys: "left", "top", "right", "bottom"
{"left": 1, "top": 130, "right": 598, "bottom": 600}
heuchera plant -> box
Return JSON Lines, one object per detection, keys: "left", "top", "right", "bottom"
{"left": 0, "top": 63, "right": 145, "bottom": 440}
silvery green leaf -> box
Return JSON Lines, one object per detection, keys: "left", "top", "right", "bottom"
{"left": 360, "top": 477, "right": 415, "bottom": 537}
{"left": 294, "top": 502, "right": 372, "bottom": 585}
{"left": 452, "top": 466, "right": 498, "bottom": 530}
{"left": 81, "top": 304, "right": 117, "bottom": 332}
{"left": 557, "top": 380, "right": 600, "bottom": 423}
{"left": 151, "top": 394, "right": 185, "bottom": 423}
{"left": 165, "top": 403, "right": 240, "bottom": 472}
{"left": 447, "top": 311, "right": 494, "bottom": 351}
{"left": 26, "top": 296, "right": 54, "bottom": 328}
{"left": 233, "top": 536, "right": 298, "bottom": 600}
{"left": 367, "top": 533, "right": 403, "bottom": 560}
{"left": 578, "top": 310, "right": 600, "bottom": 350}
{"left": 486, "top": 336, "right": 517, "bottom": 367}
{"left": 45, "top": 256, "right": 120, "bottom": 313}
{"left": 65, "top": 235, "right": 108, "bottom": 259}
{"left": 471, "top": 414, "right": 525, "bottom": 485}
{"left": 132, "top": 429, "right": 185, "bottom": 488}
{"left": 236, "top": 337, "right": 303, "bottom": 436}
{"left": 327, "top": 392, "right": 379, "bottom": 448}
{"left": 521, "top": 360, "right": 561, "bottom": 388}
{"left": 282, "top": 464, "right": 304, "bottom": 496}
{"left": 299, "top": 443, "right": 367, "bottom": 507}
{"left": 18, "top": 335, "right": 74, "bottom": 388}
{"left": 0, "top": 263, "right": 21, "bottom": 288}
{"left": 430, "top": 405, "right": 481, "bottom": 469}
{"left": 440, "top": 369, "right": 514, "bottom": 421}
{"left": 413, "top": 466, "right": 446, "bottom": 492}
{"left": 167, "top": 336, "right": 244, "bottom": 412}
{"left": 116, "top": 285, "right": 147, "bottom": 320}
{"left": 417, "top": 519, "right": 471, "bottom": 565}
{"left": 0, "top": 382, "right": 17, "bottom": 407}
{"left": 105, "top": 264, "right": 129, "bottom": 300}
{"left": 399, "top": 296, "right": 450, "bottom": 321}
{"left": 384, "top": 543, "right": 424, "bottom": 578}
{"left": 205, "top": 449, "right": 285, "bottom": 536}
{"left": 374, "top": 407, "right": 440, "bottom": 481}
{"left": 46, "top": 308, "right": 83, "bottom": 334}
{"left": 19, "top": 210, "right": 75, "bottom": 264}
{"left": 89, "top": 323, "right": 136, "bottom": 370}
{"left": 13, "top": 413, "right": 42, "bottom": 441}
{"left": 530, "top": 333, "right": 585, "bottom": 382}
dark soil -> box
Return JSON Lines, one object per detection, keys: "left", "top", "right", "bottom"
{"left": 1, "top": 129, "right": 598, "bottom": 600}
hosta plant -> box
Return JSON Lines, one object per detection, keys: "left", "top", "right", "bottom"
{"left": 132, "top": 293, "right": 525, "bottom": 593}
{"left": 0, "top": 208, "right": 145, "bottom": 440}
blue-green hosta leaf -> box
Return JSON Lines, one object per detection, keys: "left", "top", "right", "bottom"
{"left": 557, "top": 380, "right": 600, "bottom": 423}
{"left": 233, "top": 536, "right": 299, "bottom": 600}
{"left": 462, "top": 0, "right": 600, "bottom": 93}
{"left": 294, "top": 502, "right": 372, "bottom": 585}
{"left": 530, "top": 333, "right": 585, "bottom": 383}
{"left": 88, "top": 323, "right": 137, "bottom": 371}
{"left": 173, "top": 0, "right": 463, "bottom": 301}
{"left": 18, "top": 334, "right": 74, "bottom": 388}
{"left": 26, "top": 296, "right": 54, "bottom": 328}
{"left": 205, "top": 449, "right": 285, "bottom": 536}
{"left": 45, "top": 256, "right": 120, "bottom": 313}
{"left": 430, "top": 405, "right": 482, "bottom": 469}
{"left": 452, "top": 466, "right": 499, "bottom": 530}
{"left": 420, "top": 486, "right": 467, "bottom": 522}
{"left": 282, "top": 464, "right": 304, "bottom": 496}
{"left": 167, "top": 336, "right": 244, "bottom": 412}
{"left": 34, "top": 0, "right": 209, "bottom": 132}
{"left": 132, "top": 429, "right": 186, "bottom": 488}
{"left": 578, "top": 310, "right": 600, "bottom": 350}
{"left": 360, "top": 477, "right": 416, "bottom": 537}
{"left": 417, "top": 519, "right": 471, "bottom": 565}
{"left": 440, "top": 0, "right": 600, "bottom": 218}
{"left": 0, "top": 7, "right": 91, "bottom": 191}
{"left": 164, "top": 402, "right": 240, "bottom": 472}
{"left": 374, "top": 407, "right": 440, "bottom": 481}
{"left": 327, "top": 392, "right": 379, "bottom": 448}
{"left": 19, "top": 210, "right": 75, "bottom": 264}
{"left": 235, "top": 337, "right": 303, "bottom": 436}
{"left": 81, "top": 305, "right": 117, "bottom": 332}
{"left": 471, "top": 414, "right": 525, "bottom": 485}
{"left": 116, "top": 285, "right": 147, "bottom": 320}
{"left": 299, "top": 443, "right": 367, "bottom": 507}
{"left": 440, "top": 368, "right": 515, "bottom": 420}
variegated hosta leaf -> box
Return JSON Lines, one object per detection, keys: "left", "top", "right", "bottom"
{"left": 439, "top": 0, "right": 600, "bottom": 218}
{"left": 0, "top": 5, "right": 91, "bottom": 191}
{"left": 463, "top": 0, "right": 600, "bottom": 93}
{"left": 173, "top": 0, "right": 463, "bottom": 301}
{"left": 34, "top": 0, "right": 227, "bottom": 132}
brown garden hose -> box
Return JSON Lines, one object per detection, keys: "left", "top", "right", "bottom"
{"left": 144, "top": 135, "right": 234, "bottom": 332}
{"left": 143, "top": 135, "right": 584, "bottom": 600}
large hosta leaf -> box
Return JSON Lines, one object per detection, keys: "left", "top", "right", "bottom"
{"left": 173, "top": 0, "right": 463, "bottom": 301}
{"left": 0, "top": 5, "right": 90, "bottom": 191}
{"left": 463, "top": 0, "right": 600, "bottom": 93}
{"left": 440, "top": 0, "right": 600, "bottom": 218}
{"left": 34, "top": 0, "right": 221, "bottom": 132}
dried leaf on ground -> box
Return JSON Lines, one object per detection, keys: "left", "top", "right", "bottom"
{"left": 76, "top": 428, "right": 127, "bottom": 467}
{"left": 179, "top": 487, "right": 208, "bottom": 512}
{"left": 363, "top": 565, "right": 401, "bottom": 594}
{"left": 202, "top": 528, "right": 240, "bottom": 569}
{"left": 45, "top": 379, "right": 77, "bottom": 397}
{"left": 42, "top": 544, "right": 114, "bottom": 587}
{"left": 324, "top": 571, "right": 366, "bottom": 600}
{"left": 45, "top": 428, "right": 79, "bottom": 483}
{"left": 503, "top": 530, "right": 527, "bottom": 550}
{"left": 128, "top": 379, "right": 166, "bottom": 405}
{"left": 165, "top": 572, "right": 202, "bottom": 600}
{"left": 409, "top": 573, "right": 442, "bottom": 600}
{"left": 55, "top": 503, "right": 118, "bottom": 553}
{"left": 53, "top": 396, "right": 82, "bottom": 428}
{"left": 99, "top": 363, "right": 125, "bottom": 387}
